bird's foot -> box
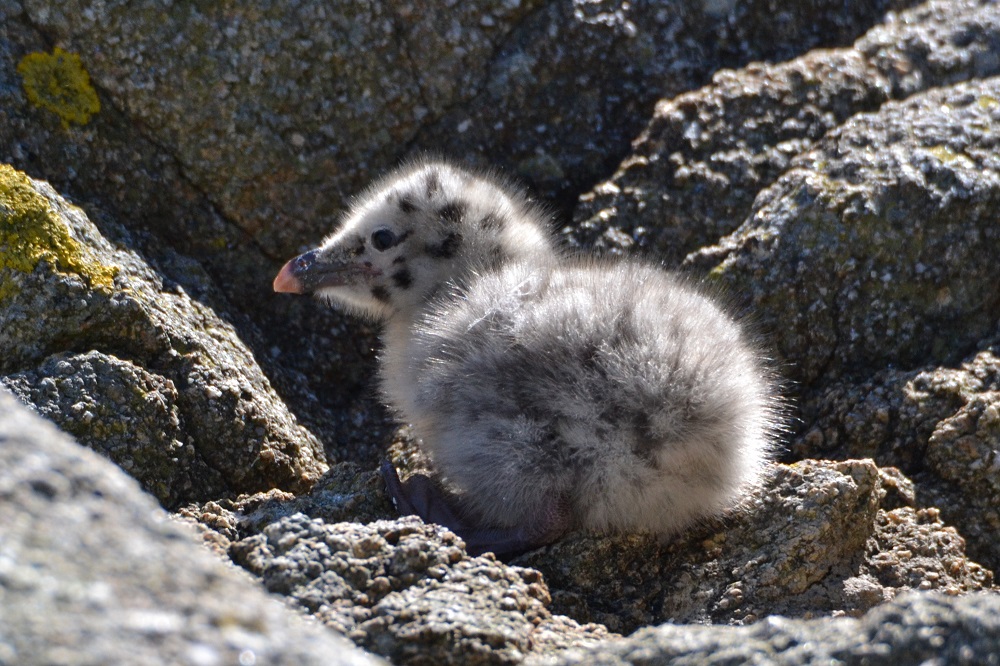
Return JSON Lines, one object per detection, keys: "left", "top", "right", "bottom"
{"left": 380, "top": 460, "right": 570, "bottom": 560}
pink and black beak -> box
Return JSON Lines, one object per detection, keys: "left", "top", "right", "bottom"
{"left": 273, "top": 249, "right": 350, "bottom": 294}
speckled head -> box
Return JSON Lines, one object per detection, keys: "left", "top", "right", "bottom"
{"left": 274, "top": 159, "right": 557, "bottom": 321}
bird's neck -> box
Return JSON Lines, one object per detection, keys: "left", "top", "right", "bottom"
{"left": 380, "top": 290, "right": 439, "bottom": 347}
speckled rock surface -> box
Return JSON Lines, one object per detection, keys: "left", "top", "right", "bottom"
{"left": 1, "top": 0, "right": 919, "bottom": 461}
{"left": 514, "top": 459, "right": 991, "bottom": 634}
{"left": 415, "top": 0, "right": 915, "bottom": 203}
{"left": 3, "top": 350, "right": 224, "bottom": 506}
{"left": 569, "top": 49, "right": 891, "bottom": 260}
{"left": 799, "top": 340, "right": 1000, "bottom": 573}
{"left": 0, "top": 388, "right": 384, "bottom": 666}
{"left": 17, "top": 0, "right": 537, "bottom": 257}
{"left": 0, "top": 0, "right": 396, "bottom": 464}
{"left": 0, "top": 165, "right": 326, "bottom": 505}
{"left": 570, "top": 0, "right": 1000, "bottom": 261}
{"left": 864, "top": 507, "right": 991, "bottom": 596}
{"left": 178, "top": 461, "right": 399, "bottom": 552}
{"left": 698, "top": 76, "right": 1000, "bottom": 387}
{"left": 524, "top": 591, "right": 1000, "bottom": 666}
{"left": 3, "top": 0, "right": 1000, "bottom": 663}
{"left": 230, "top": 514, "right": 612, "bottom": 665}
{"left": 16, "top": 0, "right": 910, "bottom": 248}
{"left": 182, "top": 456, "right": 990, "bottom": 664}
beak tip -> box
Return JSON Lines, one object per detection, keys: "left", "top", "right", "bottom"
{"left": 273, "top": 261, "right": 304, "bottom": 294}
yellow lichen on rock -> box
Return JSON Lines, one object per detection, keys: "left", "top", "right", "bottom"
{"left": 17, "top": 47, "right": 101, "bottom": 128}
{"left": 0, "top": 164, "right": 117, "bottom": 300}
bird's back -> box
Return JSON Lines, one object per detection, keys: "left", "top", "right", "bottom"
{"left": 380, "top": 257, "right": 780, "bottom": 535}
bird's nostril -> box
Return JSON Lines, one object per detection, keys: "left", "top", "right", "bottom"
{"left": 296, "top": 250, "right": 317, "bottom": 269}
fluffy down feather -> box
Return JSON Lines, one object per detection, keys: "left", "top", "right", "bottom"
{"left": 274, "top": 159, "right": 783, "bottom": 557}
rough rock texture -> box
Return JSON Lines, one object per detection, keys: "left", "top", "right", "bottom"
{"left": 525, "top": 591, "right": 1000, "bottom": 666}
{"left": 0, "top": 0, "right": 392, "bottom": 463}
{"left": 0, "top": 388, "right": 384, "bottom": 666}
{"left": 180, "top": 455, "right": 991, "bottom": 659}
{"left": 231, "top": 515, "right": 612, "bottom": 665}
{"left": 15, "top": 0, "right": 912, "bottom": 253}
{"left": 514, "top": 459, "right": 991, "bottom": 634}
{"left": 864, "top": 507, "right": 990, "bottom": 596}
{"left": 0, "top": 164, "right": 326, "bottom": 506}
{"left": 5, "top": 350, "right": 222, "bottom": 505}
{"left": 178, "top": 461, "right": 399, "bottom": 554}
{"left": 4, "top": 380, "right": 992, "bottom": 666}
{"left": 17, "top": 0, "right": 537, "bottom": 256}
{"left": 0, "top": 0, "right": 918, "bottom": 461}
{"left": 698, "top": 76, "right": 1000, "bottom": 387}
{"left": 571, "top": 0, "right": 1000, "bottom": 261}
{"left": 419, "top": 0, "right": 916, "bottom": 207}
{"left": 800, "top": 340, "right": 1000, "bottom": 573}
{"left": 2, "top": 0, "right": 1000, "bottom": 663}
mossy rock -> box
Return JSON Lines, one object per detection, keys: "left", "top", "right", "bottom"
{"left": 0, "top": 163, "right": 117, "bottom": 302}
{"left": 17, "top": 47, "right": 101, "bottom": 128}
{"left": 1, "top": 165, "right": 327, "bottom": 505}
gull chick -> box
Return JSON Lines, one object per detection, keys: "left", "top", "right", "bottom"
{"left": 274, "top": 159, "right": 782, "bottom": 557}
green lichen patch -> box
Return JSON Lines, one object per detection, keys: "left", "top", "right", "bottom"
{"left": 0, "top": 164, "right": 118, "bottom": 300}
{"left": 17, "top": 47, "right": 101, "bottom": 128}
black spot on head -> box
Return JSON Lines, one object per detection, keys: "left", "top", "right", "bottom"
{"left": 391, "top": 268, "right": 413, "bottom": 289}
{"left": 425, "top": 232, "right": 463, "bottom": 259}
{"left": 424, "top": 171, "right": 441, "bottom": 198}
{"left": 438, "top": 200, "right": 467, "bottom": 225}
{"left": 479, "top": 213, "right": 506, "bottom": 231}
{"left": 391, "top": 256, "right": 406, "bottom": 265}
{"left": 370, "top": 285, "right": 391, "bottom": 303}
{"left": 484, "top": 246, "right": 510, "bottom": 271}
{"left": 398, "top": 195, "right": 417, "bottom": 214}
{"left": 349, "top": 238, "right": 366, "bottom": 257}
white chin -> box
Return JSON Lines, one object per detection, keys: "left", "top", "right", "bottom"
{"left": 316, "top": 286, "right": 389, "bottom": 320}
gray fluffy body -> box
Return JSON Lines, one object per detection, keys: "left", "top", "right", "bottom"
{"left": 274, "top": 159, "right": 783, "bottom": 552}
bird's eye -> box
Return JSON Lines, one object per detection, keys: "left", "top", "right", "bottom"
{"left": 370, "top": 228, "right": 397, "bottom": 251}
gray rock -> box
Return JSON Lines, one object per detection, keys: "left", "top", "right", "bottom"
{"left": 856, "top": 0, "right": 1000, "bottom": 98}
{"left": 178, "top": 461, "right": 399, "bottom": 551}
{"left": 0, "top": 164, "right": 326, "bottom": 505}
{"left": 0, "top": 387, "right": 384, "bottom": 666}
{"left": 16, "top": 0, "right": 907, "bottom": 253}
{"left": 524, "top": 591, "right": 1000, "bottom": 666}
{"left": 570, "top": 49, "right": 891, "bottom": 260}
{"left": 2, "top": 0, "right": 999, "bottom": 663}
{"left": 415, "top": 0, "right": 915, "bottom": 203}
{"left": 865, "top": 507, "right": 992, "bottom": 596}
{"left": 230, "top": 514, "right": 611, "bottom": 665}
{"left": 3, "top": 350, "right": 224, "bottom": 507}
{"left": 204, "top": 457, "right": 989, "bottom": 660}
{"left": 0, "top": 2, "right": 395, "bottom": 462}
{"left": 514, "top": 459, "right": 991, "bottom": 634}
{"left": 571, "top": 0, "right": 1000, "bottom": 261}
{"left": 924, "top": 389, "right": 1000, "bottom": 569}
{"left": 0, "top": 0, "right": 922, "bottom": 464}
{"left": 17, "top": 0, "right": 539, "bottom": 257}
{"left": 799, "top": 340, "right": 1000, "bottom": 572}
{"left": 697, "top": 75, "right": 1000, "bottom": 386}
